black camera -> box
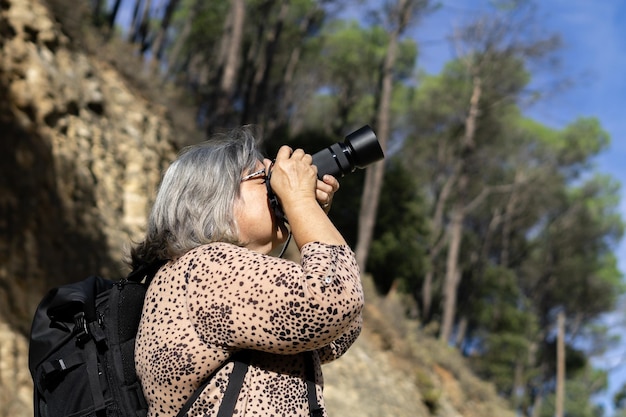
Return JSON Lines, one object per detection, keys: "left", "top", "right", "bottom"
{"left": 311, "top": 125, "right": 384, "bottom": 179}
{"left": 268, "top": 125, "right": 384, "bottom": 222}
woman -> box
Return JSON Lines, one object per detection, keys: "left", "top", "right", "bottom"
{"left": 132, "top": 126, "right": 363, "bottom": 417}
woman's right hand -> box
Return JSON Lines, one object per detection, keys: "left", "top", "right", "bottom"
{"left": 266, "top": 146, "right": 318, "bottom": 210}
{"left": 266, "top": 146, "right": 346, "bottom": 248}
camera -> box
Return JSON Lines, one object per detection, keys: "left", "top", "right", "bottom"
{"left": 311, "top": 125, "right": 384, "bottom": 179}
{"left": 268, "top": 125, "right": 384, "bottom": 222}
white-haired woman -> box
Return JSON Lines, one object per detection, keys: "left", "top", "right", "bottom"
{"left": 132, "top": 126, "right": 363, "bottom": 417}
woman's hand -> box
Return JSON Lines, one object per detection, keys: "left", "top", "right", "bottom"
{"left": 266, "top": 146, "right": 318, "bottom": 209}
{"left": 267, "top": 146, "right": 346, "bottom": 248}
{"left": 267, "top": 147, "right": 340, "bottom": 214}
{"left": 316, "top": 175, "right": 339, "bottom": 214}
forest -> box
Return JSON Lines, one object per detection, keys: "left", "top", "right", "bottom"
{"left": 60, "top": 0, "right": 625, "bottom": 416}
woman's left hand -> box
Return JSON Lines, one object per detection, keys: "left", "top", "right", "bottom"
{"left": 316, "top": 174, "right": 339, "bottom": 214}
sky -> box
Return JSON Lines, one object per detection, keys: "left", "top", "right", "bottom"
{"left": 404, "top": 0, "right": 626, "bottom": 413}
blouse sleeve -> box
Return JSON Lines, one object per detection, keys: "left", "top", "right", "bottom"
{"left": 317, "top": 312, "right": 362, "bottom": 364}
{"left": 185, "top": 242, "right": 363, "bottom": 355}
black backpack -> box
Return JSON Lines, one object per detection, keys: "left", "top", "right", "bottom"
{"left": 28, "top": 264, "right": 250, "bottom": 417}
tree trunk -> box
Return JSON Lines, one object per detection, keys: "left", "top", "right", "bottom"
{"left": 512, "top": 360, "right": 525, "bottom": 410}
{"left": 531, "top": 393, "right": 543, "bottom": 417}
{"left": 127, "top": 0, "right": 142, "bottom": 42}
{"left": 91, "top": 0, "right": 105, "bottom": 25}
{"left": 137, "top": 0, "right": 153, "bottom": 54}
{"left": 480, "top": 206, "right": 502, "bottom": 263}
{"left": 356, "top": 161, "right": 385, "bottom": 272}
{"left": 439, "top": 203, "right": 463, "bottom": 343}
{"left": 210, "top": 0, "right": 246, "bottom": 125}
{"left": 243, "top": 0, "right": 288, "bottom": 127}
{"left": 149, "top": 0, "right": 182, "bottom": 73}
{"left": 163, "top": 0, "right": 196, "bottom": 79}
{"left": 221, "top": 0, "right": 245, "bottom": 96}
{"left": 355, "top": 0, "right": 412, "bottom": 272}
{"left": 280, "top": 9, "right": 319, "bottom": 131}
{"left": 107, "top": 0, "right": 122, "bottom": 32}
{"left": 555, "top": 310, "right": 565, "bottom": 417}
{"left": 438, "top": 74, "right": 481, "bottom": 343}
{"left": 421, "top": 269, "right": 433, "bottom": 320}
{"left": 454, "top": 315, "right": 468, "bottom": 348}
{"left": 421, "top": 166, "right": 456, "bottom": 320}
{"left": 501, "top": 169, "right": 524, "bottom": 266}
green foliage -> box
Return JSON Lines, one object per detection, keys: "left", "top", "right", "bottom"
{"left": 538, "top": 372, "right": 607, "bottom": 417}
{"left": 613, "top": 382, "right": 626, "bottom": 411}
{"left": 558, "top": 118, "right": 610, "bottom": 167}
{"left": 367, "top": 159, "right": 429, "bottom": 294}
{"left": 465, "top": 266, "right": 540, "bottom": 395}
{"left": 520, "top": 171, "right": 625, "bottom": 321}
{"left": 414, "top": 367, "right": 441, "bottom": 412}
{"left": 181, "top": 0, "right": 229, "bottom": 52}
{"left": 321, "top": 20, "right": 387, "bottom": 81}
{"left": 301, "top": 19, "right": 418, "bottom": 133}
{"left": 473, "top": 266, "right": 537, "bottom": 335}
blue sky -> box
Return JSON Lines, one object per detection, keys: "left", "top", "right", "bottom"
{"left": 407, "top": 0, "right": 626, "bottom": 413}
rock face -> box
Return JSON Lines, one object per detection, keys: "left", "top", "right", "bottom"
{"left": 0, "top": 0, "right": 176, "bottom": 414}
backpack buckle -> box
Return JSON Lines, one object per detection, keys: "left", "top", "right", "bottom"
{"left": 74, "top": 312, "right": 90, "bottom": 344}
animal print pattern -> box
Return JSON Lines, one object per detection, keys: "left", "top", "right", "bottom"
{"left": 135, "top": 241, "right": 363, "bottom": 417}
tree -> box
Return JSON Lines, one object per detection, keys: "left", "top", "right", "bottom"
{"left": 354, "top": 0, "right": 431, "bottom": 273}
{"left": 402, "top": 2, "right": 561, "bottom": 343}
{"left": 127, "top": 0, "right": 153, "bottom": 52}
{"left": 208, "top": 0, "right": 246, "bottom": 126}
{"left": 149, "top": 0, "right": 183, "bottom": 73}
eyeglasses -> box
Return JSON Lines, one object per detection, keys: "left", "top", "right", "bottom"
{"left": 241, "top": 168, "right": 267, "bottom": 182}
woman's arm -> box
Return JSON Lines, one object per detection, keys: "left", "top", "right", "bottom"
{"left": 185, "top": 242, "right": 363, "bottom": 355}
{"left": 317, "top": 312, "right": 363, "bottom": 364}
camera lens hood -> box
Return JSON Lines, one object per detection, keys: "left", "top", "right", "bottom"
{"left": 311, "top": 125, "right": 383, "bottom": 179}
{"left": 344, "top": 125, "right": 383, "bottom": 169}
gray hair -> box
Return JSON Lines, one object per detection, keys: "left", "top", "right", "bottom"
{"left": 130, "top": 126, "right": 263, "bottom": 268}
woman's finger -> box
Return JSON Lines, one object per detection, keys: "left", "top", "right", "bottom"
{"left": 322, "top": 174, "right": 340, "bottom": 192}
{"left": 275, "top": 145, "right": 293, "bottom": 160}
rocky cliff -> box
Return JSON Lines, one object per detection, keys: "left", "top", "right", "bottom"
{"left": 0, "top": 0, "right": 516, "bottom": 416}
{"left": 1, "top": 0, "right": 175, "bottom": 414}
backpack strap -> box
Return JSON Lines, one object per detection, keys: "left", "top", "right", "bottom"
{"left": 175, "top": 351, "right": 321, "bottom": 417}
{"left": 84, "top": 340, "right": 107, "bottom": 413}
{"left": 127, "top": 259, "right": 168, "bottom": 284}
{"left": 76, "top": 280, "right": 108, "bottom": 414}
{"left": 216, "top": 353, "right": 249, "bottom": 417}
{"left": 305, "top": 351, "right": 324, "bottom": 417}
{"left": 175, "top": 352, "right": 250, "bottom": 417}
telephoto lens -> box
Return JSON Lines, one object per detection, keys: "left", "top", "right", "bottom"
{"left": 311, "top": 125, "right": 384, "bottom": 179}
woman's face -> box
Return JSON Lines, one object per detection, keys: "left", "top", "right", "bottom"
{"left": 235, "top": 160, "right": 288, "bottom": 253}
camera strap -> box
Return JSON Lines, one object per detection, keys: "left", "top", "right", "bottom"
{"left": 265, "top": 160, "right": 287, "bottom": 224}
{"left": 264, "top": 160, "right": 292, "bottom": 258}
